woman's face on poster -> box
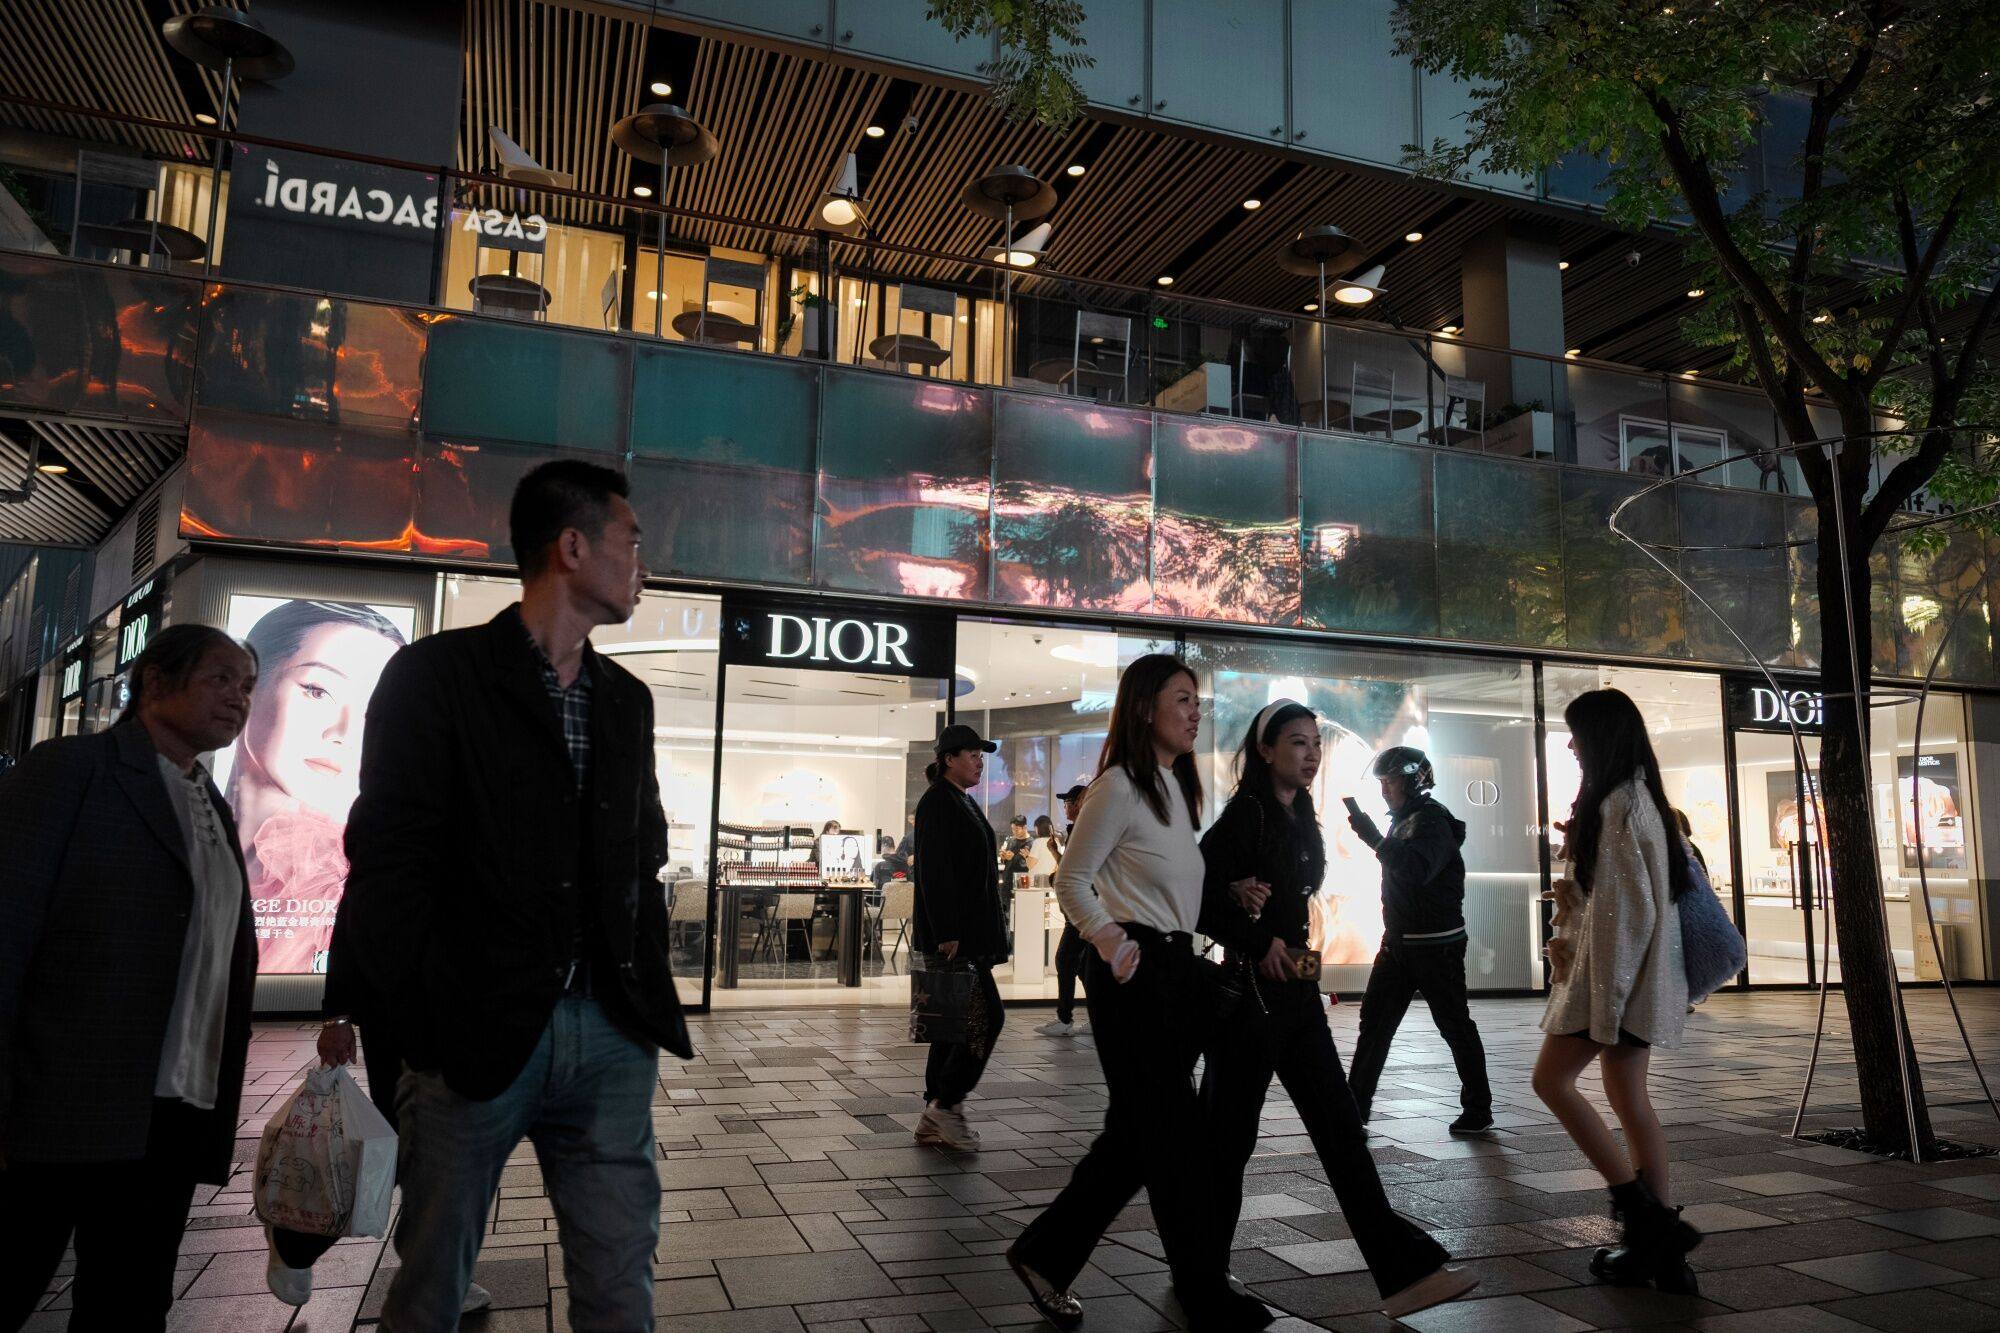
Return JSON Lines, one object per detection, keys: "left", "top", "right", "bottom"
{"left": 243, "top": 621, "right": 400, "bottom": 820}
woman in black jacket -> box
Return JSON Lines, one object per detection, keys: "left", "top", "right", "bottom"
{"left": 1199, "top": 700, "right": 1476, "bottom": 1320}
{"left": 910, "top": 723, "right": 1009, "bottom": 1150}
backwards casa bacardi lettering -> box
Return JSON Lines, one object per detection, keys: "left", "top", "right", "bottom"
{"left": 765, "top": 613, "right": 914, "bottom": 669}
{"left": 255, "top": 160, "right": 547, "bottom": 242}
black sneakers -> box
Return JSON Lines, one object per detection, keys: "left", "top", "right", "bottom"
{"left": 1448, "top": 1111, "right": 1495, "bottom": 1135}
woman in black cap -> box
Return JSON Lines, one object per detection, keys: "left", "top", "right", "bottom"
{"left": 910, "top": 722, "right": 1008, "bottom": 1150}
{"left": 1201, "top": 700, "right": 1476, "bottom": 1320}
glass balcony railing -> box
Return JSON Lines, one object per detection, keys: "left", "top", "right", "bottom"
{"left": 0, "top": 103, "right": 1986, "bottom": 684}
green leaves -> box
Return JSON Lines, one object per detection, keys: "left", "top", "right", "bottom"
{"left": 926, "top": 0, "right": 1094, "bottom": 130}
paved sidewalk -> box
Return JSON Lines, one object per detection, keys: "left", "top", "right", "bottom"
{"left": 21, "top": 990, "right": 2000, "bottom": 1332}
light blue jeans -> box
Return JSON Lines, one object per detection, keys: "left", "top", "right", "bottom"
{"left": 381, "top": 995, "right": 660, "bottom": 1333}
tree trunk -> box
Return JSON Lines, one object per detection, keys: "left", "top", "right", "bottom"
{"left": 1813, "top": 498, "right": 1936, "bottom": 1156}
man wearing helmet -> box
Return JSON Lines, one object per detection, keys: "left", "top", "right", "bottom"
{"left": 1343, "top": 746, "right": 1493, "bottom": 1135}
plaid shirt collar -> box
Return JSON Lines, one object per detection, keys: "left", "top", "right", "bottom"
{"left": 508, "top": 604, "right": 592, "bottom": 790}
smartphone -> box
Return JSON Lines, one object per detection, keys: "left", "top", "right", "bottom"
{"left": 1341, "top": 796, "right": 1362, "bottom": 816}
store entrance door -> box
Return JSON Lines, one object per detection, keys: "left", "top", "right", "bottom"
{"left": 1725, "top": 679, "right": 1827, "bottom": 984}
{"left": 704, "top": 598, "right": 955, "bottom": 1009}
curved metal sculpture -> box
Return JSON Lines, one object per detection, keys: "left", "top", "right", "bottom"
{"left": 1606, "top": 428, "right": 2000, "bottom": 1162}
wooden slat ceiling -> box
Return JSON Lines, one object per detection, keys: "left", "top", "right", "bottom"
{"left": 28, "top": 419, "right": 183, "bottom": 507}
{"left": 0, "top": 432, "right": 113, "bottom": 545}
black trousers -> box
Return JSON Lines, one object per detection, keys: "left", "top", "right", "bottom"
{"left": 923, "top": 963, "right": 1003, "bottom": 1109}
{"left": 1053, "top": 923, "right": 1085, "bottom": 1023}
{"left": 0, "top": 1100, "right": 204, "bottom": 1333}
{"left": 1012, "top": 937, "right": 1231, "bottom": 1305}
{"left": 1203, "top": 978, "right": 1448, "bottom": 1297}
{"left": 1346, "top": 939, "right": 1491, "bottom": 1120}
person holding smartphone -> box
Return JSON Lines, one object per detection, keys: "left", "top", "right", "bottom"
{"left": 1343, "top": 746, "right": 1493, "bottom": 1135}
{"left": 1199, "top": 701, "right": 1477, "bottom": 1320}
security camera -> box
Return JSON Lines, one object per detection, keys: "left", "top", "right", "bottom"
{"left": 901, "top": 116, "right": 920, "bottom": 136}
{"left": 1625, "top": 250, "right": 1642, "bottom": 267}
{"left": 1032, "top": 634, "right": 1044, "bottom": 645}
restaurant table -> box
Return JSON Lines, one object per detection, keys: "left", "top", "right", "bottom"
{"left": 470, "top": 272, "right": 551, "bottom": 317}
{"left": 75, "top": 218, "right": 207, "bottom": 265}
{"left": 671, "top": 310, "right": 759, "bottom": 346}
{"left": 715, "top": 881, "right": 871, "bottom": 987}
{"left": 869, "top": 333, "right": 951, "bottom": 373}
{"left": 1352, "top": 407, "right": 1424, "bottom": 434}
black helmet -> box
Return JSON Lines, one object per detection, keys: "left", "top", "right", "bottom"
{"left": 1370, "top": 745, "right": 1434, "bottom": 794}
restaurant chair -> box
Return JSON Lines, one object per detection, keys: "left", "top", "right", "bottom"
{"left": 667, "top": 877, "right": 707, "bottom": 957}
{"left": 878, "top": 882, "right": 915, "bottom": 973}
{"left": 868, "top": 283, "right": 957, "bottom": 377}
{"left": 1070, "top": 311, "right": 1133, "bottom": 402}
{"left": 1424, "top": 375, "right": 1486, "bottom": 448}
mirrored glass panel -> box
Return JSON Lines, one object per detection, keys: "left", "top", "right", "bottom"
{"left": 991, "top": 393, "right": 1151, "bottom": 611}
{"left": 183, "top": 409, "right": 420, "bottom": 551}
{"left": 422, "top": 316, "right": 631, "bottom": 452}
{"left": 816, "top": 370, "right": 991, "bottom": 601}
{"left": 1152, "top": 416, "right": 1300, "bottom": 626}
{"left": 1560, "top": 469, "right": 1686, "bottom": 658}
{"left": 1300, "top": 433, "right": 1437, "bottom": 637}
{"left": 1434, "top": 452, "right": 1563, "bottom": 647}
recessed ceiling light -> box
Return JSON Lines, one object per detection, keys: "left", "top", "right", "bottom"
{"left": 1303, "top": 301, "right": 1319, "bottom": 312}
{"left": 1558, "top": 259, "right": 1571, "bottom": 271}
{"left": 646, "top": 290, "right": 664, "bottom": 300}
{"left": 36, "top": 462, "right": 67, "bottom": 475}
{"left": 1243, "top": 198, "right": 1262, "bottom": 210}
{"left": 1565, "top": 348, "right": 1581, "bottom": 357}
{"left": 1683, "top": 368, "right": 1699, "bottom": 377}
{"left": 1687, "top": 287, "right": 1706, "bottom": 298}
{"left": 864, "top": 124, "right": 885, "bottom": 138}
{"left": 1065, "top": 163, "right": 1086, "bottom": 177}
{"left": 632, "top": 185, "right": 653, "bottom": 198}
{"left": 649, "top": 80, "right": 672, "bottom": 96}
{"left": 1440, "top": 323, "right": 1460, "bottom": 335}
{"left": 194, "top": 111, "right": 218, "bottom": 126}
{"left": 1156, "top": 275, "right": 1174, "bottom": 286}
{"left": 1404, "top": 230, "right": 1423, "bottom": 243}
{"left": 1813, "top": 311, "right": 1832, "bottom": 324}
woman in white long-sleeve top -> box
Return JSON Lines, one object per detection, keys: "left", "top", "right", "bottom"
{"left": 1004, "top": 653, "right": 1273, "bottom": 1332}
{"left": 1534, "top": 687, "right": 1702, "bottom": 1294}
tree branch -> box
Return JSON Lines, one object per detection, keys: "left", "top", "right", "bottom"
{"left": 1641, "top": 87, "right": 1852, "bottom": 402}
{"left": 1867, "top": 186, "right": 1967, "bottom": 394}
{"left": 1787, "top": 21, "right": 1879, "bottom": 313}
{"left": 1858, "top": 278, "right": 2000, "bottom": 541}
{"left": 1735, "top": 296, "right": 1817, "bottom": 443}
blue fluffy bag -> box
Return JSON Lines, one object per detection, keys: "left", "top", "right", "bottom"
{"left": 1678, "top": 845, "right": 1746, "bottom": 1002}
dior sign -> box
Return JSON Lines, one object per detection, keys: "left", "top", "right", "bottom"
{"left": 1724, "top": 677, "right": 1825, "bottom": 734}
{"left": 721, "top": 595, "right": 953, "bottom": 679}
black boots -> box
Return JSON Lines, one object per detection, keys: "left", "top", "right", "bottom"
{"left": 1590, "top": 1173, "right": 1703, "bottom": 1294}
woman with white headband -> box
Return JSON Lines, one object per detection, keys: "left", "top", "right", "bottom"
{"left": 1199, "top": 699, "right": 1477, "bottom": 1320}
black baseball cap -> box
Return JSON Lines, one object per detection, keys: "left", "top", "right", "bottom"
{"left": 935, "top": 723, "right": 997, "bottom": 756}
{"left": 1056, "top": 784, "right": 1088, "bottom": 801}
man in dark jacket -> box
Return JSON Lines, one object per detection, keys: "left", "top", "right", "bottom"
{"left": 1344, "top": 746, "right": 1493, "bottom": 1135}
{"left": 910, "top": 723, "right": 1008, "bottom": 1150}
{"left": 333, "top": 459, "right": 691, "bottom": 1332}
{"left": 0, "top": 624, "right": 260, "bottom": 1332}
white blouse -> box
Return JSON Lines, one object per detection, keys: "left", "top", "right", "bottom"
{"left": 1054, "top": 767, "right": 1203, "bottom": 938}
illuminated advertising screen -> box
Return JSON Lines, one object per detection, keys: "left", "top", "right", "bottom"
{"left": 1898, "top": 752, "right": 1965, "bottom": 871}
{"left": 215, "top": 595, "right": 418, "bottom": 974}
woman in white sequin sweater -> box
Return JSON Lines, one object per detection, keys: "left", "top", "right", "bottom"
{"left": 1532, "top": 687, "right": 1701, "bottom": 1294}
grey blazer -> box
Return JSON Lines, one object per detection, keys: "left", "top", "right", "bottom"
{"left": 0, "top": 721, "right": 257, "bottom": 1182}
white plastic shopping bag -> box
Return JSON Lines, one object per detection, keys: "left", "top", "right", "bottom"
{"left": 253, "top": 1065, "right": 399, "bottom": 1238}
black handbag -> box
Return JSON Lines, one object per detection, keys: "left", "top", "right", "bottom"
{"left": 908, "top": 955, "right": 994, "bottom": 1059}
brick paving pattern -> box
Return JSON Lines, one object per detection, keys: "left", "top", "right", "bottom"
{"left": 21, "top": 990, "right": 2000, "bottom": 1332}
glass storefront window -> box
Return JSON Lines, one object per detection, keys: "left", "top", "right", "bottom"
{"left": 441, "top": 217, "right": 627, "bottom": 331}
{"left": 1185, "top": 637, "right": 1546, "bottom": 991}
{"left": 953, "top": 620, "right": 1168, "bottom": 1000}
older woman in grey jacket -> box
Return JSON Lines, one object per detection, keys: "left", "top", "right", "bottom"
{"left": 1534, "top": 688, "right": 1701, "bottom": 1295}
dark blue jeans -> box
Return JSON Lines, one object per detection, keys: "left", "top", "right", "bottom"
{"left": 383, "top": 995, "right": 660, "bottom": 1332}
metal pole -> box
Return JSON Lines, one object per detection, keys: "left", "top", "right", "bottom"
{"left": 1002, "top": 201, "right": 1014, "bottom": 384}
{"left": 202, "top": 57, "right": 231, "bottom": 277}
{"left": 653, "top": 154, "right": 668, "bottom": 338}
{"left": 1317, "top": 257, "right": 1328, "bottom": 429}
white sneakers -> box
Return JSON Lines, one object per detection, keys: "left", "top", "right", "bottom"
{"left": 915, "top": 1101, "right": 981, "bottom": 1150}
{"left": 1381, "top": 1265, "right": 1479, "bottom": 1318}
{"left": 1035, "top": 1017, "right": 1083, "bottom": 1037}
{"left": 462, "top": 1281, "right": 494, "bottom": 1314}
